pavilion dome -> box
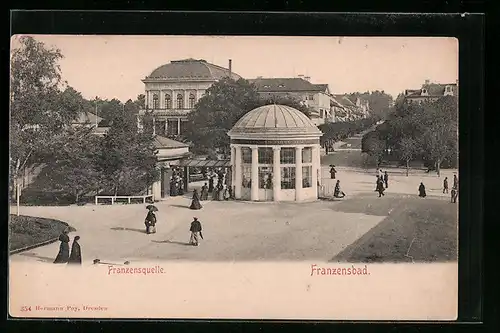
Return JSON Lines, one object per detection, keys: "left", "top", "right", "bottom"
{"left": 228, "top": 104, "right": 322, "bottom": 138}
{"left": 145, "top": 58, "right": 241, "bottom": 81}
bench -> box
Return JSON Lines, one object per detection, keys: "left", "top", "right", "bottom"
{"left": 95, "top": 195, "right": 153, "bottom": 205}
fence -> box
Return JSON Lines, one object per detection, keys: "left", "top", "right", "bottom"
{"left": 318, "top": 182, "right": 336, "bottom": 199}
{"left": 95, "top": 194, "right": 153, "bottom": 205}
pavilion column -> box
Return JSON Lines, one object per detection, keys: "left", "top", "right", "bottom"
{"left": 234, "top": 146, "right": 242, "bottom": 199}
{"left": 312, "top": 145, "right": 319, "bottom": 196}
{"left": 295, "top": 146, "right": 303, "bottom": 201}
{"left": 164, "top": 120, "right": 168, "bottom": 135}
{"left": 251, "top": 146, "right": 259, "bottom": 201}
{"left": 230, "top": 145, "right": 236, "bottom": 188}
{"left": 152, "top": 117, "right": 156, "bottom": 135}
{"left": 316, "top": 142, "right": 322, "bottom": 186}
{"left": 273, "top": 147, "right": 281, "bottom": 202}
{"left": 177, "top": 118, "right": 181, "bottom": 136}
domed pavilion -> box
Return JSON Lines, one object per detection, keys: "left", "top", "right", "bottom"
{"left": 228, "top": 104, "right": 323, "bottom": 202}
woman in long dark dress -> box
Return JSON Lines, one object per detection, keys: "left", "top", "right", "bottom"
{"left": 208, "top": 176, "right": 214, "bottom": 193}
{"left": 418, "top": 182, "right": 427, "bottom": 197}
{"left": 200, "top": 183, "right": 208, "bottom": 201}
{"left": 376, "top": 178, "right": 385, "bottom": 197}
{"left": 54, "top": 229, "right": 70, "bottom": 263}
{"left": 144, "top": 208, "right": 157, "bottom": 234}
{"left": 334, "top": 180, "right": 345, "bottom": 198}
{"left": 190, "top": 189, "right": 203, "bottom": 210}
{"left": 68, "top": 236, "right": 82, "bottom": 264}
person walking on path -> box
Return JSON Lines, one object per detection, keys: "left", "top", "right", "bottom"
{"left": 330, "top": 165, "right": 337, "bottom": 179}
{"left": 376, "top": 178, "right": 385, "bottom": 197}
{"left": 383, "top": 171, "right": 389, "bottom": 189}
{"left": 451, "top": 186, "right": 458, "bottom": 203}
{"left": 68, "top": 236, "right": 82, "bottom": 265}
{"left": 189, "top": 217, "right": 204, "bottom": 246}
{"left": 200, "top": 183, "right": 208, "bottom": 201}
{"left": 333, "top": 180, "right": 345, "bottom": 198}
{"left": 54, "top": 228, "right": 70, "bottom": 263}
{"left": 453, "top": 174, "right": 458, "bottom": 189}
{"left": 443, "top": 177, "right": 449, "bottom": 194}
{"left": 144, "top": 206, "right": 157, "bottom": 234}
{"left": 190, "top": 189, "right": 202, "bottom": 210}
{"left": 418, "top": 182, "right": 427, "bottom": 198}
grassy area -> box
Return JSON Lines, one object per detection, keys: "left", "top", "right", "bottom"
{"left": 9, "top": 215, "right": 76, "bottom": 252}
{"left": 331, "top": 194, "right": 458, "bottom": 263}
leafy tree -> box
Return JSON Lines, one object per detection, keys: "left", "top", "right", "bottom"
{"left": 95, "top": 110, "right": 159, "bottom": 195}
{"left": 398, "top": 137, "right": 420, "bottom": 176}
{"left": 10, "top": 36, "right": 77, "bottom": 200}
{"left": 37, "top": 127, "right": 102, "bottom": 203}
{"left": 361, "top": 130, "right": 385, "bottom": 167}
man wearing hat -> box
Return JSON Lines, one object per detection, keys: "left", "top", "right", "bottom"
{"left": 189, "top": 217, "right": 203, "bottom": 246}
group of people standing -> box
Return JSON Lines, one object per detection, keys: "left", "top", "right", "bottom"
{"left": 54, "top": 228, "right": 81, "bottom": 264}
{"left": 169, "top": 171, "right": 185, "bottom": 197}
{"left": 329, "top": 165, "right": 346, "bottom": 199}
{"left": 443, "top": 174, "right": 459, "bottom": 203}
{"left": 375, "top": 168, "right": 389, "bottom": 197}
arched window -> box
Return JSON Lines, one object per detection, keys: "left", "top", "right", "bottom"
{"left": 152, "top": 94, "right": 159, "bottom": 109}
{"left": 176, "top": 94, "right": 184, "bottom": 109}
{"left": 165, "top": 94, "right": 172, "bottom": 109}
{"left": 189, "top": 93, "right": 196, "bottom": 108}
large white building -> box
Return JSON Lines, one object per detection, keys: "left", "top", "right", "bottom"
{"left": 137, "top": 58, "right": 241, "bottom": 137}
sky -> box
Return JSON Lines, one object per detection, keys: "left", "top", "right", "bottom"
{"left": 12, "top": 35, "right": 458, "bottom": 102}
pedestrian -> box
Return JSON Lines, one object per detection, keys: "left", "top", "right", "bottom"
{"left": 68, "top": 236, "right": 82, "bottom": 265}
{"left": 208, "top": 175, "right": 214, "bottom": 193}
{"left": 190, "top": 189, "right": 202, "bottom": 210}
{"left": 54, "top": 228, "right": 70, "bottom": 263}
{"left": 376, "top": 178, "right": 385, "bottom": 197}
{"left": 330, "top": 165, "right": 337, "bottom": 179}
{"left": 223, "top": 184, "right": 230, "bottom": 200}
{"left": 333, "top": 180, "right": 345, "bottom": 198}
{"left": 453, "top": 174, "right": 458, "bottom": 189}
{"left": 443, "top": 177, "right": 449, "bottom": 194}
{"left": 451, "top": 186, "right": 458, "bottom": 203}
{"left": 144, "top": 207, "right": 157, "bottom": 234}
{"left": 189, "top": 217, "right": 204, "bottom": 246}
{"left": 200, "top": 183, "right": 208, "bottom": 201}
{"left": 383, "top": 171, "right": 389, "bottom": 188}
{"left": 418, "top": 182, "right": 427, "bottom": 198}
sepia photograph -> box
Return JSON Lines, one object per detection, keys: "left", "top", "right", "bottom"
{"left": 9, "top": 35, "right": 459, "bottom": 320}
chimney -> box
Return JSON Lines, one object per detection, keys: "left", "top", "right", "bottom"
{"left": 304, "top": 76, "right": 311, "bottom": 82}
{"left": 228, "top": 59, "right": 232, "bottom": 77}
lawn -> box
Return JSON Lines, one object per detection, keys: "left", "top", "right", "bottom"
{"left": 331, "top": 194, "right": 458, "bottom": 263}
{"left": 9, "top": 215, "right": 75, "bottom": 252}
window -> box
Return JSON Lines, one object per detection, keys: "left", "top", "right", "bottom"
{"left": 189, "top": 94, "right": 196, "bottom": 108}
{"left": 258, "top": 167, "right": 273, "bottom": 189}
{"left": 280, "top": 148, "right": 295, "bottom": 164}
{"left": 258, "top": 147, "right": 273, "bottom": 164}
{"left": 309, "top": 95, "right": 314, "bottom": 100}
{"left": 320, "top": 109, "right": 324, "bottom": 118}
{"left": 302, "top": 147, "right": 312, "bottom": 163}
{"left": 241, "top": 147, "right": 252, "bottom": 164}
{"left": 281, "top": 167, "right": 296, "bottom": 189}
{"left": 241, "top": 166, "right": 252, "bottom": 188}
{"left": 167, "top": 119, "right": 179, "bottom": 136}
{"left": 155, "top": 120, "right": 166, "bottom": 136}
{"left": 176, "top": 94, "right": 184, "bottom": 109}
{"left": 302, "top": 166, "right": 312, "bottom": 188}
{"left": 165, "top": 94, "right": 172, "bottom": 109}
{"left": 179, "top": 120, "right": 187, "bottom": 136}
{"left": 152, "top": 94, "right": 159, "bottom": 109}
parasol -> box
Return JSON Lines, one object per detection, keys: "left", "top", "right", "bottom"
{"left": 146, "top": 205, "right": 158, "bottom": 212}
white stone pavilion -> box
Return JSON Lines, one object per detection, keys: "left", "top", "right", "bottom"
{"left": 228, "top": 104, "right": 323, "bottom": 202}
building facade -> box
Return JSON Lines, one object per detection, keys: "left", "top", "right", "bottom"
{"left": 137, "top": 58, "right": 241, "bottom": 137}
{"left": 404, "top": 79, "right": 458, "bottom": 104}
{"left": 228, "top": 104, "right": 323, "bottom": 202}
{"left": 249, "top": 76, "right": 342, "bottom": 126}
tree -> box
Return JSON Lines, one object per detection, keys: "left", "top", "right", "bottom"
{"left": 361, "top": 130, "right": 385, "bottom": 167}
{"left": 10, "top": 36, "right": 76, "bottom": 202}
{"left": 399, "top": 137, "right": 420, "bottom": 176}
{"left": 39, "top": 127, "right": 102, "bottom": 203}
{"left": 95, "top": 110, "right": 159, "bottom": 195}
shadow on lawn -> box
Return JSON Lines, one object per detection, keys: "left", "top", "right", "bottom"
{"left": 330, "top": 195, "right": 458, "bottom": 263}
{"left": 110, "top": 227, "right": 146, "bottom": 234}
{"left": 151, "top": 240, "right": 191, "bottom": 246}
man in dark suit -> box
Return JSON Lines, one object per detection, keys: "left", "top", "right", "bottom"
{"left": 189, "top": 217, "right": 203, "bottom": 246}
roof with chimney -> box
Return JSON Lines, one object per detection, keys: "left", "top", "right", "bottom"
{"left": 249, "top": 77, "right": 330, "bottom": 93}
{"left": 144, "top": 59, "right": 241, "bottom": 81}
{"left": 405, "top": 82, "right": 458, "bottom": 97}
